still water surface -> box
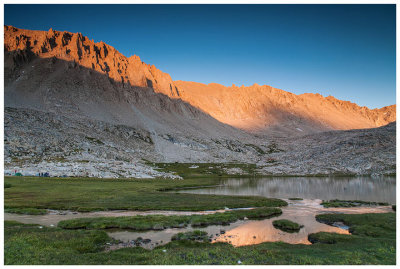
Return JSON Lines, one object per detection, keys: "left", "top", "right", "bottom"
{"left": 178, "top": 176, "right": 396, "bottom": 203}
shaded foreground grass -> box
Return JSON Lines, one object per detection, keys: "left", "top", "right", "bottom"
{"left": 4, "top": 176, "right": 286, "bottom": 212}
{"left": 5, "top": 212, "right": 395, "bottom": 265}
{"left": 321, "top": 199, "right": 389, "bottom": 208}
{"left": 272, "top": 219, "right": 303, "bottom": 233}
{"left": 5, "top": 207, "right": 47, "bottom": 215}
{"left": 58, "top": 207, "right": 282, "bottom": 230}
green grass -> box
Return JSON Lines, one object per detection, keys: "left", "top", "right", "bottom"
{"left": 4, "top": 176, "right": 286, "bottom": 212}
{"left": 58, "top": 215, "right": 191, "bottom": 230}
{"left": 272, "top": 219, "right": 303, "bottom": 233}
{"left": 5, "top": 212, "right": 396, "bottom": 265}
{"left": 288, "top": 198, "right": 303, "bottom": 200}
{"left": 308, "top": 232, "right": 354, "bottom": 244}
{"left": 5, "top": 183, "right": 12, "bottom": 188}
{"left": 171, "top": 230, "right": 209, "bottom": 242}
{"left": 4, "top": 220, "right": 110, "bottom": 265}
{"left": 153, "top": 162, "right": 259, "bottom": 178}
{"left": 190, "top": 207, "right": 282, "bottom": 227}
{"left": 321, "top": 199, "right": 389, "bottom": 208}
{"left": 5, "top": 207, "right": 47, "bottom": 215}
{"left": 316, "top": 213, "right": 395, "bottom": 238}
{"left": 58, "top": 207, "right": 282, "bottom": 230}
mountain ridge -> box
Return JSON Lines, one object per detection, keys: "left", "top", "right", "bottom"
{"left": 4, "top": 25, "right": 395, "bottom": 134}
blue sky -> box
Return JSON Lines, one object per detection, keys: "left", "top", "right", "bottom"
{"left": 5, "top": 4, "right": 396, "bottom": 108}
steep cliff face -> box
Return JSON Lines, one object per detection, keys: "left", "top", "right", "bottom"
{"left": 4, "top": 25, "right": 180, "bottom": 98}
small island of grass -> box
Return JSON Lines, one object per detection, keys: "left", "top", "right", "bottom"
{"left": 321, "top": 199, "right": 389, "bottom": 208}
{"left": 171, "top": 230, "right": 209, "bottom": 242}
{"left": 272, "top": 219, "right": 303, "bottom": 233}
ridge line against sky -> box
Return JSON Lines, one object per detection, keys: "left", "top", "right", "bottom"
{"left": 4, "top": 4, "right": 396, "bottom": 109}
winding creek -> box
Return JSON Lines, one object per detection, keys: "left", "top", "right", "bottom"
{"left": 5, "top": 176, "right": 396, "bottom": 250}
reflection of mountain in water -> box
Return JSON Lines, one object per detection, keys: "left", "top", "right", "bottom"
{"left": 181, "top": 177, "right": 396, "bottom": 204}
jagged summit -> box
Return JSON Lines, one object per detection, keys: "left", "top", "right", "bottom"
{"left": 4, "top": 25, "right": 181, "bottom": 98}
{"left": 4, "top": 25, "right": 396, "bottom": 134}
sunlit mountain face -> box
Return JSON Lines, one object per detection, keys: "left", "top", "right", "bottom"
{"left": 5, "top": 26, "right": 395, "bottom": 136}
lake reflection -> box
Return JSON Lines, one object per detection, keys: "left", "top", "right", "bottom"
{"left": 178, "top": 177, "right": 396, "bottom": 204}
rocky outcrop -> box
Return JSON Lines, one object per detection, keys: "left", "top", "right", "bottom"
{"left": 4, "top": 25, "right": 179, "bottom": 98}
{"left": 256, "top": 122, "right": 396, "bottom": 176}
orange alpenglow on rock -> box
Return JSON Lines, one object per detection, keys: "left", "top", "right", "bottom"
{"left": 4, "top": 25, "right": 180, "bottom": 99}
{"left": 4, "top": 25, "right": 395, "bottom": 134}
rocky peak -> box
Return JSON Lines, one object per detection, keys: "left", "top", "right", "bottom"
{"left": 4, "top": 25, "right": 181, "bottom": 98}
